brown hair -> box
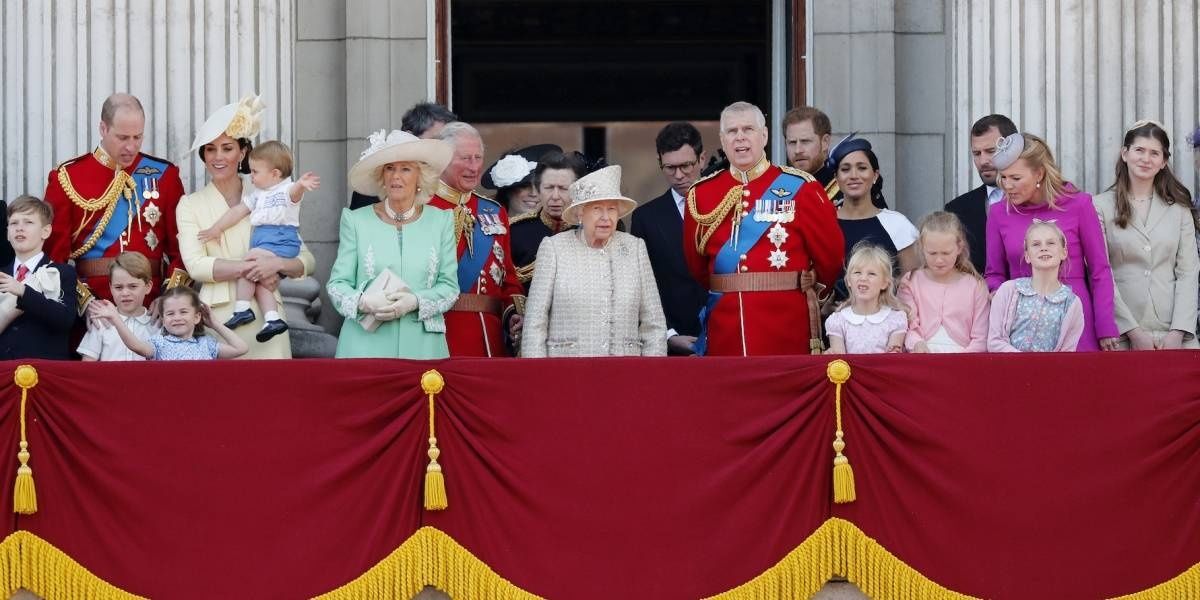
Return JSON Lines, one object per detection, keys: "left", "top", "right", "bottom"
{"left": 159, "top": 286, "right": 205, "bottom": 338}
{"left": 7, "top": 195, "right": 53, "bottom": 226}
{"left": 914, "top": 211, "right": 981, "bottom": 280}
{"left": 1106, "top": 121, "right": 1198, "bottom": 230}
{"left": 109, "top": 251, "right": 154, "bottom": 284}
{"left": 100, "top": 93, "right": 144, "bottom": 125}
{"left": 782, "top": 106, "right": 831, "bottom": 136}
{"left": 249, "top": 140, "right": 293, "bottom": 178}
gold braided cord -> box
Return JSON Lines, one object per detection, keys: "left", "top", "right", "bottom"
{"left": 0, "top": 531, "right": 145, "bottom": 599}
{"left": 687, "top": 185, "right": 742, "bottom": 256}
{"left": 313, "top": 527, "right": 542, "bottom": 600}
{"left": 57, "top": 167, "right": 133, "bottom": 212}
{"left": 704, "top": 518, "right": 977, "bottom": 600}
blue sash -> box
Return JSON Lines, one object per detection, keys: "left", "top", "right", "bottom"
{"left": 80, "top": 154, "right": 169, "bottom": 259}
{"left": 694, "top": 170, "right": 804, "bottom": 355}
{"left": 456, "top": 199, "right": 499, "bottom": 293}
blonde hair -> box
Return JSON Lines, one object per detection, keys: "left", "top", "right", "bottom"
{"left": 249, "top": 140, "right": 293, "bottom": 178}
{"left": 1007, "top": 133, "right": 1067, "bottom": 210}
{"left": 109, "top": 251, "right": 154, "bottom": 284}
{"left": 838, "top": 242, "right": 907, "bottom": 313}
{"left": 914, "top": 211, "right": 981, "bottom": 279}
{"left": 1023, "top": 220, "right": 1069, "bottom": 279}
{"left": 373, "top": 160, "right": 441, "bottom": 205}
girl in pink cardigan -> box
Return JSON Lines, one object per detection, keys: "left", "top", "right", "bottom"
{"left": 898, "top": 212, "right": 990, "bottom": 352}
{"left": 987, "top": 221, "right": 1084, "bottom": 352}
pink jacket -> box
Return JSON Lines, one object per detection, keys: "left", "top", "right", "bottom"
{"left": 987, "top": 279, "right": 1084, "bottom": 352}
{"left": 897, "top": 269, "right": 990, "bottom": 351}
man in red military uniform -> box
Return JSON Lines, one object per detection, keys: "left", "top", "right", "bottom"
{"left": 428, "top": 122, "right": 524, "bottom": 356}
{"left": 683, "top": 101, "right": 845, "bottom": 356}
{"left": 44, "top": 93, "right": 185, "bottom": 311}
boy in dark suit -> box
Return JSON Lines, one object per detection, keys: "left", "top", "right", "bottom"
{"left": 0, "top": 195, "right": 77, "bottom": 360}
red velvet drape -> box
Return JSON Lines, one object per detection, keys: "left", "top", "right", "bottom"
{"left": 0, "top": 352, "right": 1196, "bottom": 599}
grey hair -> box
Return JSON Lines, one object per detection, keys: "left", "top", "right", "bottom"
{"left": 438, "top": 121, "right": 484, "bottom": 153}
{"left": 100, "top": 93, "right": 145, "bottom": 125}
{"left": 374, "top": 160, "right": 442, "bottom": 205}
{"left": 719, "top": 101, "right": 767, "bottom": 131}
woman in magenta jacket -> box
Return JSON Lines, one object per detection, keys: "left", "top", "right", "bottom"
{"left": 984, "top": 132, "right": 1120, "bottom": 351}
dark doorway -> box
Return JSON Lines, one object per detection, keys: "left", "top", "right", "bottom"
{"left": 450, "top": 0, "right": 773, "bottom": 124}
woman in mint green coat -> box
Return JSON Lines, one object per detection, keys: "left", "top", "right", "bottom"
{"left": 328, "top": 130, "right": 460, "bottom": 358}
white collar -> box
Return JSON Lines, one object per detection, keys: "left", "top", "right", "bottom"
{"left": 120, "top": 309, "right": 154, "bottom": 325}
{"left": 14, "top": 253, "right": 44, "bottom": 274}
{"left": 670, "top": 188, "right": 685, "bottom": 216}
{"left": 986, "top": 185, "right": 1003, "bottom": 204}
{"left": 839, "top": 305, "right": 893, "bottom": 325}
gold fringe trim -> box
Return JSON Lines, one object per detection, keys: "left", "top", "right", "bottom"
{"left": 705, "top": 518, "right": 978, "bottom": 600}
{"left": 1109, "top": 562, "right": 1200, "bottom": 599}
{"left": 0, "top": 531, "right": 145, "bottom": 599}
{"left": 313, "top": 526, "right": 542, "bottom": 600}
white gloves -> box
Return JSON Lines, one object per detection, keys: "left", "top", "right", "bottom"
{"left": 359, "top": 290, "right": 389, "bottom": 314}
{"left": 372, "top": 291, "right": 419, "bottom": 322}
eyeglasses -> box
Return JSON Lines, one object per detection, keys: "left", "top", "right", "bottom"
{"left": 660, "top": 160, "right": 700, "bottom": 174}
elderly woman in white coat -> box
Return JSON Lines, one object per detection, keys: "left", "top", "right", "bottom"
{"left": 1094, "top": 120, "right": 1199, "bottom": 350}
{"left": 521, "top": 165, "right": 667, "bottom": 357}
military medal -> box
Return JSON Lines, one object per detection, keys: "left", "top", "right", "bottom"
{"left": 753, "top": 198, "right": 795, "bottom": 224}
{"left": 150, "top": 178, "right": 160, "bottom": 200}
{"left": 767, "top": 223, "right": 789, "bottom": 270}
{"left": 479, "top": 212, "right": 506, "bottom": 235}
{"left": 144, "top": 230, "right": 159, "bottom": 250}
{"left": 491, "top": 240, "right": 505, "bottom": 264}
{"left": 143, "top": 202, "right": 162, "bottom": 227}
{"left": 489, "top": 262, "right": 504, "bottom": 286}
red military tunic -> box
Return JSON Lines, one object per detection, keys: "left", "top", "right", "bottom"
{"left": 683, "top": 159, "right": 844, "bottom": 356}
{"left": 44, "top": 148, "right": 185, "bottom": 307}
{"left": 428, "top": 181, "right": 525, "bottom": 357}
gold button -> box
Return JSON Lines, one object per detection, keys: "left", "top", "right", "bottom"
{"left": 742, "top": 201, "right": 750, "bottom": 208}
{"left": 740, "top": 254, "right": 747, "bottom": 260}
{"left": 741, "top": 211, "right": 749, "bottom": 217}
{"left": 481, "top": 286, "right": 488, "bottom": 293}
{"left": 742, "top": 190, "right": 750, "bottom": 197}
{"left": 740, "top": 265, "right": 748, "bottom": 272}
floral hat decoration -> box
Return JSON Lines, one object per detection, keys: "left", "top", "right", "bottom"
{"left": 188, "top": 94, "right": 267, "bottom": 152}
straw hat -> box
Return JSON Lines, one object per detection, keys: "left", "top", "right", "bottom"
{"left": 348, "top": 129, "right": 454, "bottom": 196}
{"left": 189, "top": 95, "right": 266, "bottom": 152}
{"left": 563, "top": 165, "right": 637, "bottom": 224}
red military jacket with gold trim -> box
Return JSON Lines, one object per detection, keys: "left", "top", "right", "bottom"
{"left": 682, "top": 159, "right": 844, "bottom": 356}
{"left": 428, "top": 181, "right": 525, "bottom": 357}
{"left": 44, "top": 148, "right": 185, "bottom": 306}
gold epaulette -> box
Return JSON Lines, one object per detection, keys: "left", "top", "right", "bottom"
{"left": 509, "top": 211, "right": 538, "bottom": 226}
{"left": 75, "top": 281, "right": 94, "bottom": 317}
{"left": 779, "top": 164, "right": 818, "bottom": 183}
{"left": 687, "top": 168, "right": 724, "bottom": 194}
{"left": 164, "top": 268, "right": 194, "bottom": 291}
{"left": 510, "top": 294, "right": 526, "bottom": 316}
{"left": 824, "top": 180, "right": 841, "bottom": 201}
{"left": 516, "top": 262, "right": 536, "bottom": 283}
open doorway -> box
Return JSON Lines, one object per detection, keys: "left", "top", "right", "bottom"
{"left": 447, "top": 0, "right": 783, "bottom": 204}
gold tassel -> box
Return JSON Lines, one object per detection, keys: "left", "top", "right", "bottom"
{"left": 12, "top": 365, "right": 38, "bottom": 514}
{"left": 826, "top": 360, "right": 855, "bottom": 504}
{"left": 421, "top": 370, "right": 448, "bottom": 510}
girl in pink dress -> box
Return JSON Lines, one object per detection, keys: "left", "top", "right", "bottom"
{"left": 898, "top": 212, "right": 990, "bottom": 352}
{"left": 825, "top": 243, "right": 908, "bottom": 354}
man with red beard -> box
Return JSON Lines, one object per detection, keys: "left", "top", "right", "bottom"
{"left": 683, "top": 101, "right": 844, "bottom": 355}
{"left": 428, "top": 122, "right": 524, "bottom": 356}
{"left": 44, "top": 93, "right": 186, "bottom": 311}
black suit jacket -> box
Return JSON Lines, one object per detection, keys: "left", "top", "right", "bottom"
{"left": 349, "top": 191, "right": 379, "bottom": 210}
{"left": 630, "top": 190, "right": 706, "bottom": 338}
{"left": 945, "top": 184, "right": 990, "bottom": 274}
{"left": 0, "top": 255, "right": 78, "bottom": 360}
{"left": 0, "top": 203, "right": 13, "bottom": 268}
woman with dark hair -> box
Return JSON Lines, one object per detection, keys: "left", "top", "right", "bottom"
{"left": 509, "top": 150, "right": 590, "bottom": 290}
{"left": 483, "top": 144, "right": 561, "bottom": 219}
{"left": 1093, "top": 121, "right": 1199, "bottom": 350}
{"left": 176, "top": 96, "right": 316, "bottom": 359}
{"left": 986, "top": 132, "right": 1119, "bottom": 351}
{"left": 831, "top": 137, "right": 918, "bottom": 301}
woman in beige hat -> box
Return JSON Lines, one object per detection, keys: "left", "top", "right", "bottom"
{"left": 327, "top": 130, "right": 460, "bottom": 358}
{"left": 176, "top": 96, "right": 317, "bottom": 359}
{"left": 521, "top": 165, "right": 667, "bottom": 357}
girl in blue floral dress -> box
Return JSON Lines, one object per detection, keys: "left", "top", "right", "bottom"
{"left": 987, "top": 221, "right": 1084, "bottom": 351}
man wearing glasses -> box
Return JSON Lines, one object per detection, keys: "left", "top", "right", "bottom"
{"left": 630, "top": 122, "right": 709, "bottom": 355}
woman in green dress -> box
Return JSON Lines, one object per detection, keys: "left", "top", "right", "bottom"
{"left": 328, "top": 130, "right": 459, "bottom": 358}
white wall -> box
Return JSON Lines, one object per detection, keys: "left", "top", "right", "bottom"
{"left": 0, "top": 0, "right": 294, "bottom": 199}
{"left": 950, "top": 0, "right": 1200, "bottom": 197}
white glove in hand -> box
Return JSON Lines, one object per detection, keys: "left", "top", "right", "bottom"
{"left": 359, "top": 290, "right": 389, "bottom": 314}
{"left": 374, "top": 291, "right": 418, "bottom": 322}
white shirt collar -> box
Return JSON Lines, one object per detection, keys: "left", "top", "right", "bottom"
{"left": 13, "top": 253, "right": 43, "bottom": 275}
{"left": 986, "top": 185, "right": 1003, "bottom": 205}
{"left": 839, "top": 305, "right": 894, "bottom": 325}
{"left": 670, "top": 188, "right": 685, "bottom": 217}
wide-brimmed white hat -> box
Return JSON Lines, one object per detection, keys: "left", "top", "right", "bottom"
{"left": 188, "top": 95, "right": 266, "bottom": 152}
{"left": 348, "top": 129, "right": 454, "bottom": 196}
{"left": 563, "top": 165, "right": 637, "bottom": 224}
